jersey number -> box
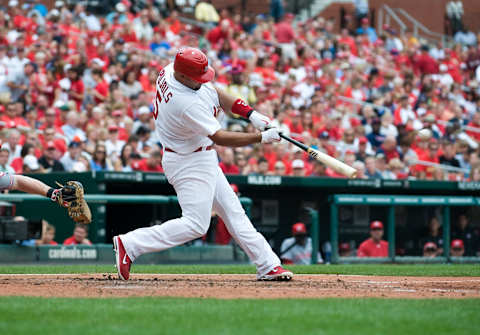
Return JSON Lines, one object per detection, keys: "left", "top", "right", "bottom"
{"left": 153, "top": 83, "right": 173, "bottom": 120}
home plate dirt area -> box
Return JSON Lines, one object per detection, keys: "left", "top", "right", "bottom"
{"left": 1, "top": 274, "right": 479, "bottom": 299}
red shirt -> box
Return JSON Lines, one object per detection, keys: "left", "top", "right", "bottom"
{"left": 466, "top": 122, "right": 480, "bottom": 141}
{"left": 131, "top": 158, "right": 164, "bottom": 172}
{"left": 63, "top": 236, "right": 92, "bottom": 245}
{"left": 0, "top": 115, "right": 29, "bottom": 129}
{"left": 219, "top": 162, "right": 239, "bottom": 174}
{"left": 10, "top": 157, "right": 23, "bottom": 173}
{"left": 94, "top": 80, "right": 109, "bottom": 104}
{"left": 338, "top": 36, "right": 357, "bottom": 55}
{"left": 415, "top": 53, "right": 438, "bottom": 75}
{"left": 275, "top": 22, "right": 295, "bottom": 43}
{"left": 214, "top": 217, "right": 232, "bottom": 245}
{"left": 288, "top": 123, "right": 304, "bottom": 138}
{"left": 206, "top": 27, "right": 228, "bottom": 46}
{"left": 357, "top": 239, "right": 389, "bottom": 257}
{"left": 69, "top": 79, "right": 84, "bottom": 111}
{"left": 415, "top": 151, "right": 439, "bottom": 178}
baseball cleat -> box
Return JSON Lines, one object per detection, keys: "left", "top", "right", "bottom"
{"left": 258, "top": 266, "right": 293, "bottom": 281}
{"left": 113, "top": 236, "right": 131, "bottom": 281}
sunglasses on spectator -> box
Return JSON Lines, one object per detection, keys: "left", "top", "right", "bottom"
{"left": 452, "top": 247, "right": 463, "bottom": 251}
{"left": 425, "top": 248, "right": 437, "bottom": 252}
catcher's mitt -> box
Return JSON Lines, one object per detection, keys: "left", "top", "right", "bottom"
{"left": 53, "top": 181, "right": 92, "bottom": 224}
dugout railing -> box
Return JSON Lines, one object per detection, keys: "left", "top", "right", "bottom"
{"left": 0, "top": 193, "right": 252, "bottom": 244}
{"left": 329, "top": 194, "right": 480, "bottom": 264}
{"left": 0, "top": 194, "right": 254, "bottom": 264}
{"left": 0, "top": 193, "right": 324, "bottom": 265}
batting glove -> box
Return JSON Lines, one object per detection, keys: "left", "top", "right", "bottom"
{"left": 261, "top": 128, "right": 281, "bottom": 143}
{"left": 249, "top": 111, "right": 272, "bottom": 131}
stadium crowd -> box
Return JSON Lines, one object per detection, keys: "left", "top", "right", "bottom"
{"left": 0, "top": 0, "right": 479, "bottom": 181}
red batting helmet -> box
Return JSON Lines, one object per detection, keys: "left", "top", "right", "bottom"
{"left": 174, "top": 47, "right": 215, "bottom": 83}
{"left": 292, "top": 222, "right": 307, "bottom": 236}
{"left": 370, "top": 220, "right": 384, "bottom": 230}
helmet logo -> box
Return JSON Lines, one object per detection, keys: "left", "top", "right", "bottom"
{"left": 204, "top": 65, "right": 208, "bottom": 73}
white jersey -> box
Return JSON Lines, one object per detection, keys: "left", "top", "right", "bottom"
{"left": 280, "top": 237, "right": 323, "bottom": 265}
{"left": 153, "top": 63, "right": 222, "bottom": 154}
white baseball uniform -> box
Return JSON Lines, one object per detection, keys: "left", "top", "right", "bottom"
{"left": 280, "top": 237, "right": 323, "bottom": 265}
{"left": 120, "top": 64, "right": 281, "bottom": 277}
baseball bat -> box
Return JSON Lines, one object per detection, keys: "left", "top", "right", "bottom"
{"left": 279, "top": 133, "right": 357, "bottom": 178}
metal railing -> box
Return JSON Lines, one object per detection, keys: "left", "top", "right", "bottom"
{"left": 377, "top": 4, "right": 407, "bottom": 36}
{"left": 307, "top": 208, "right": 319, "bottom": 264}
{"left": 378, "top": 4, "right": 452, "bottom": 47}
{"left": 412, "top": 159, "right": 470, "bottom": 174}
{"left": 394, "top": 7, "right": 453, "bottom": 47}
{"left": 0, "top": 194, "right": 253, "bottom": 220}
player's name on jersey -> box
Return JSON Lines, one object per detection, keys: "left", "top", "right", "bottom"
{"left": 247, "top": 175, "right": 282, "bottom": 185}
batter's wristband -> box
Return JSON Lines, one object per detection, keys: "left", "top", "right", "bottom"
{"left": 232, "top": 99, "right": 253, "bottom": 118}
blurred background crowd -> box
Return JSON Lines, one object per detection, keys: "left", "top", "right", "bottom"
{"left": 0, "top": 0, "right": 479, "bottom": 181}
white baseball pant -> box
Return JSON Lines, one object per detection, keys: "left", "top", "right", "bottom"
{"left": 121, "top": 149, "right": 281, "bottom": 276}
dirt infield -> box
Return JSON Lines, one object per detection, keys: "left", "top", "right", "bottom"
{"left": 1, "top": 274, "right": 480, "bottom": 299}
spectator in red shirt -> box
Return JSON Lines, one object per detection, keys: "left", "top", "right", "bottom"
{"left": 131, "top": 150, "right": 163, "bottom": 172}
{"left": 291, "top": 159, "right": 306, "bottom": 176}
{"left": 1, "top": 102, "right": 29, "bottom": 129}
{"left": 376, "top": 135, "right": 400, "bottom": 162}
{"left": 338, "top": 28, "right": 357, "bottom": 56}
{"left": 219, "top": 148, "right": 239, "bottom": 174}
{"left": 63, "top": 224, "right": 92, "bottom": 245}
{"left": 288, "top": 110, "right": 304, "bottom": 140}
{"left": 66, "top": 67, "right": 84, "bottom": 111}
{"left": 207, "top": 19, "right": 231, "bottom": 47}
{"left": 275, "top": 13, "right": 296, "bottom": 60}
{"left": 90, "top": 68, "right": 109, "bottom": 104}
{"left": 416, "top": 140, "right": 440, "bottom": 179}
{"left": 357, "top": 221, "right": 389, "bottom": 257}
{"left": 275, "top": 13, "right": 295, "bottom": 43}
{"left": 466, "top": 111, "right": 480, "bottom": 142}
{"left": 415, "top": 45, "right": 438, "bottom": 75}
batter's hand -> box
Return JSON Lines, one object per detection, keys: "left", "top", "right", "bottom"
{"left": 249, "top": 111, "right": 272, "bottom": 131}
{"left": 261, "top": 128, "right": 281, "bottom": 143}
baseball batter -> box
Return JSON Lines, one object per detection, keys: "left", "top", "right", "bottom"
{"left": 113, "top": 47, "right": 293, "bottom": 281}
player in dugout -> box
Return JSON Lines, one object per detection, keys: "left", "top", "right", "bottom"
{"left": 280, "top": 222, "right": 323, "bottom": 264}
{"left": 357, "top": 220, "right": 389, "bottom": 257}
{"left": 450, "top": 239, "right": 465, "bottom": 257}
